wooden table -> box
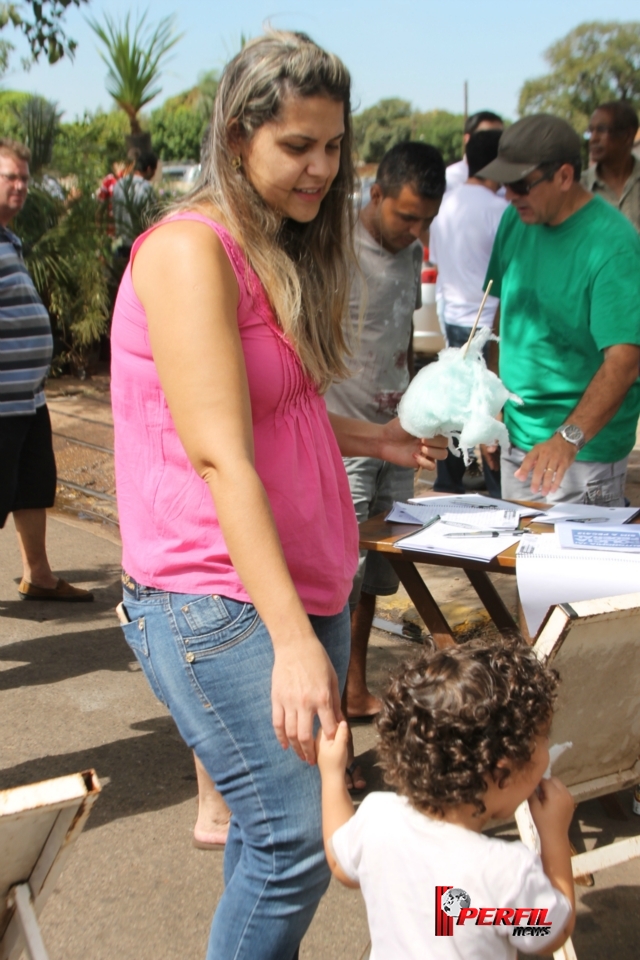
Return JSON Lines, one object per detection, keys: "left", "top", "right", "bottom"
{"left": 359, "top": 503, "right": 541, "bottom": 649}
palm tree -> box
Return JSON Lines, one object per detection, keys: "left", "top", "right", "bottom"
{"left": 88, "top": 10, "right": 182, "bottom": 138}
{"left": 18, "top": 96, "right": 62, "bottom": 175}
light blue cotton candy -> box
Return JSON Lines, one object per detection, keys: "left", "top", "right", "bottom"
{"left": 398, "top": 327, "right": 522, "bottom": 464}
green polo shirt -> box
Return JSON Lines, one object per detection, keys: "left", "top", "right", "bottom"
{"left": 485, "top": 196, "right": 640, "bottom": 462}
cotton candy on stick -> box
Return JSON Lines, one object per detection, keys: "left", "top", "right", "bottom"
{"left": 398, "top": 283, "right": 522, "bottom": 465}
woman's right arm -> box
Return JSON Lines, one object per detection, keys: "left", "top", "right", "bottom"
{"left": 132, "top": 220, "right": 342, "bottom": 763}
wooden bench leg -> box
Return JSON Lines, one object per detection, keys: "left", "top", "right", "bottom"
{"left": 464, "top": 569, "right": 522, "bottom": 638}
{"left": 387, "top": 556, "right": 455, "bottom": 649}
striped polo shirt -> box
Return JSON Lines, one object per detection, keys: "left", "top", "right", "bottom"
{"left": 0, "top": 225, "right": 53, "bottom": 416}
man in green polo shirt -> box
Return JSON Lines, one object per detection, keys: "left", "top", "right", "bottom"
{"left": 478, "top": 114, "right": 640, "bottom": 505}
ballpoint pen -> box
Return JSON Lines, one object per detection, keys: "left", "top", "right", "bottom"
{"left": 568, "top": 517, "right": 609, "bottom": 523}
{"left": 418, "top": 515, "right": 440, "bottom": 531}
{"left": 444, "top": 530, "right": 523, "bottom": 538}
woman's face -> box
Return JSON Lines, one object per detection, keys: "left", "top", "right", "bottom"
{"left": 240, "top": 94, "right": 345, "bottom": 222}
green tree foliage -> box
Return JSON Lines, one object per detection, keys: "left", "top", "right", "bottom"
{"left": 353, "top": 98, "right": 412, "bottom": 163}
{"left": 52, "top": 109, "right": 128, "bottom": 181}
{"left": 413, "top": 110, "right": 465, "bottom": 165}
{"left": 18, "top": 184, "right": 110, "bottom": 372}
{"left": 88, "top": 9, "right": 182, "bottom": 136}
{"left": 149, "top": 70, "right": 219, "bottom": 162}
{"left": 149, "top": 103, "right": 205, "bottom": 162}
{"left": 519, "top": 21, "right": 640, "bottom": 133}
{"left": 0, "top": 88, "right": 30, "bottom": 138}
{"left": 7, "top": 95, "right": 110, "bottom": 372}
{"left": 353, "top": 99, "right": 465, "bottom": 165}
{"left": 0, "top": 0, "right": 88, "bottom": 68}
{"left": 18, "top": 95, "right": 61, "bottom": 173}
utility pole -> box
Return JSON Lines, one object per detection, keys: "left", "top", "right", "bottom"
{"left": 463, "top": 80, "right": 468, "bottom": 125}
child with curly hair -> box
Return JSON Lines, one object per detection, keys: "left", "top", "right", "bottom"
{"left": 317, "top": 640, "right": 575, "bottom": 958}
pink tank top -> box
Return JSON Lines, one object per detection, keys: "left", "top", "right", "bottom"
{"left": 110, "top": 213, "right": 358, "bottom": 615}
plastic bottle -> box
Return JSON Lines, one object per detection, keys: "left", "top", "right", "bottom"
{"left": 413, "top": 247, "right": 445, "bottom": 356}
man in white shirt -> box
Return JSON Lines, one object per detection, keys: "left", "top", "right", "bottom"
{"left": 446, "top": 111, "right": 503, "bottom": 192}
{"left": 326, "top": 143, "right": 445, "bottom": 746}
{"left": 431, "top": 130, "right": 507, "bottom": 496}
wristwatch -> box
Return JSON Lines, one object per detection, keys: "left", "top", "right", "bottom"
{"left": 555, "top": 423, "right": 586, "bottom": 451}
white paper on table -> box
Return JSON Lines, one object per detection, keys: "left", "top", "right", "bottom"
{"left": 439, "top": 510, "right": 519, "bottom": 531}
{"left": 386, "top": 496, "right": 503, "bottom": 525}
{"left": 395, "top": 519, "right": 523, "bottom": 563}
{"left": 534, "top": 503, "right": 640, "bottom": 525}
{"left": 408, "top": 492, "right": 543, "bottom": 518}
{"left": 385, "top": 499, "right": 524, "bottom": 529}
{"left": 516, "top": 531, "right": 640, "bottom": 637}
{"left": 557, "top": 523, "right": 640, "bottom": 552}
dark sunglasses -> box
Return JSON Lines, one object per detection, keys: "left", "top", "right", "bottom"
{"left": 505, "top": 166, "right": 559, "bottom": 196}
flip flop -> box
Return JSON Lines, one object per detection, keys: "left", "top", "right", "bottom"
{"left": 192, "top": 836, "right": 226, "bottom": 851}
{"left": 346, "top": 762, "right": 366, "bottom": 794}
{"left": 346, "top": 713, "right": 378, "bottom": 725}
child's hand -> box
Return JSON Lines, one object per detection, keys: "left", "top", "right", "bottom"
{"left": 528, "top": 776, "right": 575, "bottom": 839}
{"left": 316, "top": 720, "right": 350, "bottom": 779}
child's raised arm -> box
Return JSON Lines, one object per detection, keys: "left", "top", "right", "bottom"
{"left": 316, "top": 721, "right": 360, "bottom": 888}
{"left": 528, "top": 776, "right": 576, "bottom": 955}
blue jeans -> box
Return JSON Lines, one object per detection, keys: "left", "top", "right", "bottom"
{"left": 119, "top": 575, "right": 350, "bottom": 960}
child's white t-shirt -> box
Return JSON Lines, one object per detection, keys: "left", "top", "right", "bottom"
{"left": 331, "top": 792, "right": 571, "bottom": 960}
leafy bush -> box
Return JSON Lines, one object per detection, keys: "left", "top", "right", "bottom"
{"left": 353, "top": 98, "right": 413, "bottom": 163}
{"left": 16, "top": 183, "right": 110, "bottom": 375}
{"left": 413, "top": 110, "right": 465, "bottom": 166}
{"left": 52, "top": 109, "right": 129, "bottom": 181}
{"left": 3, "top": 95, "right": 112, "bottom": 373}
{"left": 0, "top": 89, "right": 32, "bottom": 139}
{"left": 149, "top": 103, "right": 206, "bottom": 161}
{"left": 149, "top": 70, "right": 218, "bottom": 162}
{"left": 353, "top": 99, "right": 466, "bottom": 166}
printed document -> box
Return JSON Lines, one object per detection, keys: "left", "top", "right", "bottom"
{"left": 516, "top": 531, "right": 640, "bottom": 637}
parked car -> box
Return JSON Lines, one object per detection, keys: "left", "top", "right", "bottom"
{"left": 159, "top": 163, "right": 201, "bottom": 194}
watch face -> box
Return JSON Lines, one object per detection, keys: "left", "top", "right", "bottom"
{"left": 563, "top": 425, "right": 583, "bottom": 443}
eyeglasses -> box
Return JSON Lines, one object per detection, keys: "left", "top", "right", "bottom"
{"left": 505, "top": 167, "right": 558, "bottom": 196}
{"left": 0, "top": 173, "right": 30, "bottom": 186}
{"left": 584, "top": 124, "right": 617, "bottom": 138}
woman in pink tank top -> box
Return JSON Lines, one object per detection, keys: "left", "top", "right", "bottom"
{"left": 111, "top": 31, "right": 445, "bottom": 960}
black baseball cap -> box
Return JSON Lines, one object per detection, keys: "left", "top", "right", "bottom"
{"left": 476, "top": 114, "right": 582, "bottom": 183}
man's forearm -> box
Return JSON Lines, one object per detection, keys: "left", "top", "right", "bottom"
{"left": 560, "top": 344, "right": 640, "bottom": 441}
{"left": 328, "top": 412, "right": 384, "bottom": 458}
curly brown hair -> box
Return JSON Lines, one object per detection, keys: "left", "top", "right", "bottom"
{"left": 376, "top": 639, "right": 558, "bottom": 816}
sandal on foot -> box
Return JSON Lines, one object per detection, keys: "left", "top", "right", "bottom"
{"left": 18, "top": 578, "right": 94, "bottom": 602}
{"left": 192, "top": 827, "right": 229, "bottom": 851}
{"left": 346, "top": 762, "right": 366, "bottom": 794}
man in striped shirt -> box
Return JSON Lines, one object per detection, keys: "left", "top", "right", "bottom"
{"left": 0, "top": 138, "right": 92, "bottom": 601}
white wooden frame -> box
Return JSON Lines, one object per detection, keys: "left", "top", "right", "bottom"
{"left": 0, "top": 770, "right": 101, "bottom": 960}
{"left": 515, "top": 592, "right": 640, "bottom": 960}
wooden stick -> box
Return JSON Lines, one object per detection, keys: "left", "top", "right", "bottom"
{"left": 462, "top": 279, "right": 493, "bottom": 357}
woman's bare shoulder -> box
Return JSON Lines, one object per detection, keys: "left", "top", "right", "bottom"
{"left": 132, "top": 207, "right": 238, "bottom": 305}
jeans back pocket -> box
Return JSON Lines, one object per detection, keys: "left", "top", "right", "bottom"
{"left": 173, "top": 594, "right": 259, "bottom": 659}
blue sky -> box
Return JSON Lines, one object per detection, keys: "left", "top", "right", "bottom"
{"left": 3, "top": 0, "right": 640, "bottom": 121}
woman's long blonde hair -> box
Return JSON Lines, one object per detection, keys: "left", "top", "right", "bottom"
{"left": 173, "top": 30, "right": 355, "bottom": 392}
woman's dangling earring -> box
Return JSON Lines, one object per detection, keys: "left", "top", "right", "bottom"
{"left": 231, "top": 155, "right": 242, "bottom": 170}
